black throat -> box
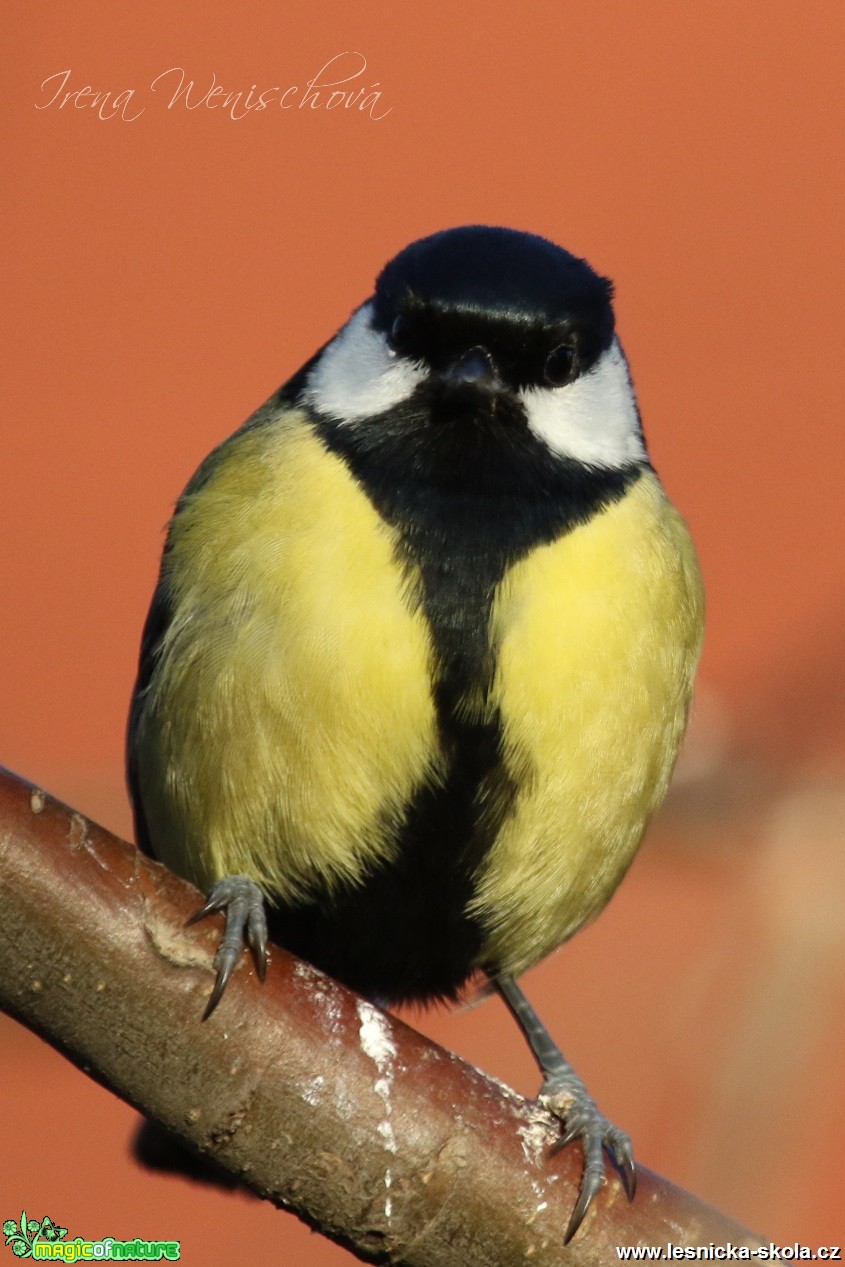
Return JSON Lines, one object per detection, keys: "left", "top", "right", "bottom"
{"left": 313, "top": 388, "right": 643, "bottom": 707}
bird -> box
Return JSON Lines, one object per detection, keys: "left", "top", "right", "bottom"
{"left": 127, "top": 224, "right": 704, "bottom": 1241}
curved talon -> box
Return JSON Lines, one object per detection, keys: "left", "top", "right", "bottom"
{"left": 550, "top": 1123, "right": 579, "bottom": 1154}
{"left": 185, "top": 876, "right": 269, "bottom": 1018}
{"left": 541, "top": 1085, "right": 637, "bottom": 1242}
{"left": 565, "top": 1189, "right": 591, "bottom": 1245}
{"left": 185, "top": 893, "right": 227, "bottom": 925}
{"left": 246, "top": 905, "right": 269, "bottom": 982}
{"left": 621, "top": 1153, "right": 637, "bottom": 1202}
{"left": 564, "top": 1132, "right": 605, "bottom": 1244}
{"left": 608, "top": 1130, "right": 637, "bottom": 1201}
{"left": 203, "top": 948, "right": 238, "bottom": 1020}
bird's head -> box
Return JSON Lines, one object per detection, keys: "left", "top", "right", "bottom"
{"left": 301, "top": 225, "right": 646, "bottom": 476}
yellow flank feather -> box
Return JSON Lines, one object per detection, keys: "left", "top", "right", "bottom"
{"left": 133, "top": 408, "right": 440, "bottom": 899}
{"left": 472, "top": 471, "right": 704, "bottom": 975}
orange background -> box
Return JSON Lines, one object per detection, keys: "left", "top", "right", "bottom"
{"left": 2, "top": 1, "right": 844, "bottom": 1261}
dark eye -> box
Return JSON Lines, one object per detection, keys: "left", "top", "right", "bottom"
{"left": 545, "top": 341, "right": 580, "bottom": 387}
{"left": 388, "top": 314, "right": 411, "bottom": 351}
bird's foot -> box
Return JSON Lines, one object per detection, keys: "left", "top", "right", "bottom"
{"left": 186, "top": 876, "right": 269, "bottom": 1019}
{"left": 539, "top": 1072, "right": 636, "bottom": 1243}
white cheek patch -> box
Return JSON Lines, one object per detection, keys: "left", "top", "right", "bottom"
{"left": 302, "top": 302, "right": 425, "bottom": 423}
{"left": 519, "top": 339, "right": 647, "bottom": 468}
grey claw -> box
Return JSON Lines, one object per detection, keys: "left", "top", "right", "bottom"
{"left": 564, "top": 1184, "right": 592, "bottom": 1244}
{"left": 185, "top": 876, "right": 269, "bottom": 1018}
{"left": 185, "top": 894, "right": 226, "bottom": 926}
{"left": 550, "top": 1123, "right": 579, "bottom": 1154}
{"left": 608, "top": 1131, "right": 637, "bottom": 1201}
{"left": 540, "top": 1079, "right": 637, "bottom": 1242}
{"left": 203, "top": 948, "right": 238, "bottom": 1020}
{"left": 246, "top": 905, "right": 269, "bottom": 982}
{"left": 564, "top": 1137, "right": 604, "bottom": 1244}
{"left": 621, "top": 1154, "right": 637, "bottom": 1202}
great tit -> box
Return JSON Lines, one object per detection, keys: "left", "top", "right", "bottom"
{"left": 127, "top": 225, "right": 704, "bottom": 1241}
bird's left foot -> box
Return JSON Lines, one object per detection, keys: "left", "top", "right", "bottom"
{"left": 186, "top": 875, "right": 269, "bottom": 1019}
{"left": 539, "top": 1072, "right": 636, "bottom": 1243}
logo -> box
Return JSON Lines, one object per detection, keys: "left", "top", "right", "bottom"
{"left": 3, "top": 1215, "right": 66, "bottom": 1259}
{"left": 3, "top": 1213, "right": 180, "bottom": 1261}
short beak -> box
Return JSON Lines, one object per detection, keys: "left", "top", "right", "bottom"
{"left": 441, "top": 346, "right": 502, "bottom": 392}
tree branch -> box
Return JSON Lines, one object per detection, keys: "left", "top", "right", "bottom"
{"left": 0, "top": 765, "right": 766, "bottom": 1264}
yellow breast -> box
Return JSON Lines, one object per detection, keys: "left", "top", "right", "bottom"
{"left": 137, "top": 417, "right": 703, "bottom": 980}
{"left": 470, "top": 470, "right": 704, "bottom": 975}
{"left": 134, "top": 409, "right": 440, "bottom": 899}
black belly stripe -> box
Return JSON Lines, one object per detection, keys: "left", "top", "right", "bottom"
{"left": 265, "top": 388, "right": 643, "bottom": 1004}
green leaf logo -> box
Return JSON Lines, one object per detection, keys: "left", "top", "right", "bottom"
{"left": 3, "top": 1211, "right": 69, "bottom": 1257}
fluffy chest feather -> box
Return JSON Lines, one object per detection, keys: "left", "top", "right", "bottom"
{"left": 133, "top": 407, "right": 702, "bottom": 994}
{"left": 475, "top": 470, "right": 704, "bottom": 973}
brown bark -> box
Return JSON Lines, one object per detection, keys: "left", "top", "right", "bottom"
{"left": 0, "top": 765, "right": 767, "bottom": 1264}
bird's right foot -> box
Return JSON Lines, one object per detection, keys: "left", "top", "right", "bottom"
{"left": 186, "top": 875, "right": 269, "bottom": 1019}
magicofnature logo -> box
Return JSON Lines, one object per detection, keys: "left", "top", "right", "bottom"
{"left": 3, "top": 1213, "right": 180, "bottom": 1260}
